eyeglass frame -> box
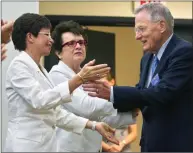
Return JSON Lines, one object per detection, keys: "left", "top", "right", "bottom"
{"left": 61, "top": 39, "right": 88, "bottom": 48}
{"left": 134, "top": 19, "right": 162, "bottom": 35}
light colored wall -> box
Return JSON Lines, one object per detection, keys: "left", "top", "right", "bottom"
{"left": 39, "top": 2, "right": 134, "bottom": 17}
{"left": 39, "top": 1, "right": 192, "bottom": 19}
{"left": 1, "top": 1, "right": 39, "bottom": 150}
{"left": 165, "top": 2, "right": 192, "bottom": 19}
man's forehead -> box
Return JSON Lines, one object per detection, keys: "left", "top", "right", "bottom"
{"left": 135, "top": 22, "right": 148, "bottom": 28}
{"left": 135, "top": 11, "right": 151, "bottom": 21}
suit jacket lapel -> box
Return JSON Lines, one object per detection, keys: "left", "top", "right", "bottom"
{"left": 153, "top": 34, "right": 177, "bottom": 78}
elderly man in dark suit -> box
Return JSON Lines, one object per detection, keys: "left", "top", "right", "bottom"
{"left": 83, "top": 2, "right": 193, "bottom": 152}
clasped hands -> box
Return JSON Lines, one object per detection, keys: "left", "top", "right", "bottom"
{"left": 95, "top": 122, "right": 120, "bottom": 145}
{"left": 105, "top": 140, "right": 127, "bottom": 152}
{"left": 77, "top": 60, "right": 111, "bottom": 101}
{"left": 82, "top": 79, "right": 111, "bottom": 101}
{"left": 77, "top": 60, "right": 119, "bottom": 144}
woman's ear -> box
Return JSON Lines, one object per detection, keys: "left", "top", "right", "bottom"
{"left": 26, "top": 33, "right": 34, "bottom": 44}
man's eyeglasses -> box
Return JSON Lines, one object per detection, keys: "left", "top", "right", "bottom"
{"left": 134, "top": 27, "right": 147, "bottom": 35}
{"left": 62, "top": 40, "right": 87, "bottom": 48}
{"left": 135, "top": 20, "right": 161, "bottom": 35}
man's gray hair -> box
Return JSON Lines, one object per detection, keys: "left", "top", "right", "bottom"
{"left": 134, "top": 3, "right": 174, "bottom": 32}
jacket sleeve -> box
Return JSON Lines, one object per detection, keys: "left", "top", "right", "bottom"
{"left": 99, "top": 112, "right": 136, "bottom": 128}
{"left": 6, "top": 61, "right": 72, "bottom": 110}
{"left": 113, "top": 44, "right": 193, "bottom": 111}
{"left": 50, "top": 71, "right": 117, "bottom": 120}
{"left": 56, "top": 105, "right": 88, "bottom": 134}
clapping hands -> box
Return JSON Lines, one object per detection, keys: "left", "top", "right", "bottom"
{"left": 95, "top": 122, "right": 119, "bottom": 145}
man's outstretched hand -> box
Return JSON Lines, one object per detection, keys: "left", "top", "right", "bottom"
{"left": 82, "top": 80, "right": 111, "bottom": 101}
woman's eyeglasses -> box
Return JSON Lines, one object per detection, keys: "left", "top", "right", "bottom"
{"left": 62, "top": 40, "right": 87, "bottom": 48}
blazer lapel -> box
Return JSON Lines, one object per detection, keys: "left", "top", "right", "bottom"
{"left": 21, "top": 51, "right": 55, "bottom": 89}
{"left": 58, "top": 61, "right": 76, "bottom": 79}
{"left": 40, "top": 66, "right": 55, "bottom": 88}
{"left": 153, "top": 34, "right": 177, "bottom": 78}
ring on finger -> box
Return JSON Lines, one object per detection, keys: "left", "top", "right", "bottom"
{"left": 96, "top": 73, "right": 100, "bottom": 78}
{"left": 96, "top": 89, "right": 99, "bottom": 94}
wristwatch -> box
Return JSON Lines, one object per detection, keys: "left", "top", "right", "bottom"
{"left": 92, "top": 121, "right": 97, "bottom": 131}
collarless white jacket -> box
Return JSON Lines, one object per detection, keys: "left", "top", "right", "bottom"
{"left": 4, "top": 52, "right": 89, "bottom": 152}
{"left": 49, "top": 61, "right": 136, "bottom": 152}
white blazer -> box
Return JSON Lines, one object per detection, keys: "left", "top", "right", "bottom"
{"left": 49, "top": 61, "right": 136, "bottom": 152}
{"left": 4, "top": 52, "right": 88, "bottom": 152}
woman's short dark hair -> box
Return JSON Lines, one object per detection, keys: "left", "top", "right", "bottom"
{"left": 12, "top": 13, "right": 51, "bottom": 51}
{"left": 51, "top": 20, "right": 88, "bottom": 54}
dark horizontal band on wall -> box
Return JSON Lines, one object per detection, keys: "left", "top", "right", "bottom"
{"left": 45, "top": 15, "right": 192, "bottom": 27}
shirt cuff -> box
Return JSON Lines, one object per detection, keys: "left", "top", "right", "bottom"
{"left": 110, "top": 86, "right": 114, "bottom": 103}
{"left": 55, "top": 81, "right": 72, "bottom": 103}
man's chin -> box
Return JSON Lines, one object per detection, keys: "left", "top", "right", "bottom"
{"left": 143, "top": 48, "right": 148, "bottom": 53}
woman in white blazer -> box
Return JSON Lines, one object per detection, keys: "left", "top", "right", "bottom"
{"left": 49, "top": 20, "right": 136, "bottom": 152}
{"left": 4, "top": 13, "right": 119, "bottom": 152}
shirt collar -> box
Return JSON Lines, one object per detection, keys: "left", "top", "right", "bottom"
{"left": 156, "top": 33, "right": 173, "bottom": 60}
{"left": 58, "top": 60, "right": 76, "bottom": 77}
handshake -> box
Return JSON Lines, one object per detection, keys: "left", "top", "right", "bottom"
{"left": 86, "top": 121, "right": 119, "bottom": 145}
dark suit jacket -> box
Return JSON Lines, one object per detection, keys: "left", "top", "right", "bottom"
{"left": 113, "top": 34, "right": 193, "bottom": 151}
